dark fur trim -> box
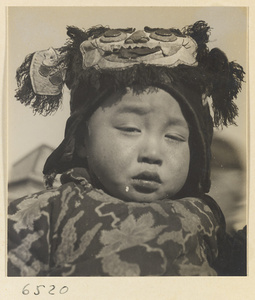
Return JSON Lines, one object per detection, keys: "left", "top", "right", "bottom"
{"left": 182, "top": 20, "right": 211, "bottom": 64}
{"left": 67, "top": 63, "right": 208, "bottom": 114}
{"left": 182, "top": 20, "right": 211, "bottom": 45}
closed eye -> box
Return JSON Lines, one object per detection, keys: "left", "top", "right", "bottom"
{"left": 116, "top": 127, "right": 141, "bottom": 133}
{"left": 165, "top": 134, "right": 186, "bottom": 142}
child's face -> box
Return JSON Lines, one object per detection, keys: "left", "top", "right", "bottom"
{"left": 81, "top": 88, "right": 190, "bottom": 202}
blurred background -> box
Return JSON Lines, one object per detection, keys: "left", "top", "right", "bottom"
{"left": 7, "top": 7, "right": 247, "bottom": 233}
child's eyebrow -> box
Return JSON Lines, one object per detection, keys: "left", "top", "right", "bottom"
{"left": 115, "top": 104, "right": 149, "bottom": 115}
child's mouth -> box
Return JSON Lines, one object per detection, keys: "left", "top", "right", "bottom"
{"left": 132, "top": 172, "right": 162, "bottom": 193}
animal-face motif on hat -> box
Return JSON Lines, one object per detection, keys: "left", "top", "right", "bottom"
{"left": 80, "top": 27, "right": 198, "bottom": 69}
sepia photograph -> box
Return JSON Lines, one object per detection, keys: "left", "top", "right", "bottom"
{"left": 7, "top": 5, "right": 247, "bottom": 277}
{"left": 2, "top": 3, "right": 253, "bottom": 299}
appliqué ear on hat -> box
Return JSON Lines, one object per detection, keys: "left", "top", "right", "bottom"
{"left": 15, "top": 48, "right": 67, "bottom": 115}
{"left": 30, "top": 47, "right": 66, "bottom": 95}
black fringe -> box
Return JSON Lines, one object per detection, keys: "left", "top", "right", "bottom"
{"left": 205, "top": 48, "right": 245, "bottom": 127}
{"left": 229, "top": 61, "right": 245, "bottom": 99}
{"left": 15, "top": 53, "right": 35, "bottom": 106}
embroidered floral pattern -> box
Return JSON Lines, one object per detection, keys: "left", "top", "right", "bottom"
{"left": 8, "top": 168, "right": 220, "bottom": 276}
{"left": 97, "top": 213, "right": 167, "bottom": 258}
{"left": 9, "top": 190, "right": 59, "bottom": 233}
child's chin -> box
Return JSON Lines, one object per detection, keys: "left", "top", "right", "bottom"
{"left": 118, "top": 190, "right": 171, "bottom": 203}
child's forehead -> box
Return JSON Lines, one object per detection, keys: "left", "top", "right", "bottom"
{"left": 97, "top": 87, "right": 189, "bottom": 126}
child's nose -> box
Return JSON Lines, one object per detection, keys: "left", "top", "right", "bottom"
{"left": 138, "top": 137, "right": 163, "bottom": 166}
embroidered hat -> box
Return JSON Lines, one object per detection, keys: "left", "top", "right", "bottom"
{"left": 15, "top": 21, "right": 244, "bottom": 196}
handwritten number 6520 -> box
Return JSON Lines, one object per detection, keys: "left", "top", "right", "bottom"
{"left": 22, "top": 284, "right": 69, "bottom": 295}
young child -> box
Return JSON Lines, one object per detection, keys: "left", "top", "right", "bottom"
{"left": 8, "top": 21, "right": 246, "bottom": 276}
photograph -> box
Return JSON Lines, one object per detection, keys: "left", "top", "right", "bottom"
{"left": 7, "top": 6, "right": 247, "bottom": 278}
{"left": 2, "top": 3, "right": 253, "bottom": 299}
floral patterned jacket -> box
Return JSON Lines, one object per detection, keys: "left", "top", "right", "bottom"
{"left": 8, "top": 168, "right": 241, "bottom": 276}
